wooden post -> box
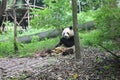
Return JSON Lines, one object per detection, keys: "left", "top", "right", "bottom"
{"left": 27, "top": 0, "right": 30, "bottom": 27}
{"left": 34, "top": 0, "right": 36, "bottom": 8}
{"left": 72, "top": 0, "right": 81, "bottom": 60}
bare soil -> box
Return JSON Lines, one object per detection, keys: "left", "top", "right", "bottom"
{"left": 0, "top": 47, "right": 120, "bottom": 80}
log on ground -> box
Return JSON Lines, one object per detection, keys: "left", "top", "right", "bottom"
{"left": 0, "top": 21, "right": 94, "bottom": 43}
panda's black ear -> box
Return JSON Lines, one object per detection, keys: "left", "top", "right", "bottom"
{"left": 62, "top": 28, "right": 64, "bottom": 30}
{"left": 69, "top": 26, "right": 73, "bottom": 30}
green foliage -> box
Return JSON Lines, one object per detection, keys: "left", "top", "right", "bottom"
{"left": 94, "top": 0, "right": 120, "bottom": 46}
{"left": 18, "top": 37, "right": 58, "bottom": 57}
{"left": 103, "top": 65, "right": 111, "bottom": 70}
{"left": 77, "top": 10, "right": 95, "bottom": 24}
{"left": 0, "top": 42, "right": 14, "bottom": 57}
{"left": 31, "top": 8, "right": 54, "bottom": 28}
{"left": 31, "top": 0, "right": 72, "bottom": 28}
{"left": 1, "top": 0, "right": 119, "bottom": 57}
{"left": 31, "top": 36, "right": 39, "bottom": 43}
{"left": 0, "top": 25, "right": 59, "bottom": 58}
{"left": 95, "top": 8, "right": 120, "bottom": 40}
{"left": 80, "top": 0, "right": 102, "bottom": 11}
{"left": 102, "top": 40, "right": 119, "bottom": 50}
{"left": 0, "top": 37, "right": 58, "bottom": 58}
{"left": 80, "top": 30, "right": 101, "bottom": 47}
{"left": 95, "top": 57, "right": 103, "bottom": 63}
{"left": 80, "top": 29, "right": 119, "bottom": 50}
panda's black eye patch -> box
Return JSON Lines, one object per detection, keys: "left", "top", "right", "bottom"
{"left": 67, "top": 32, "right": 69, "bottom": 35}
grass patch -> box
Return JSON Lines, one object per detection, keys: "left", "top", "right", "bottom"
{"left": 0, "top": 28, "right": 119, "bottom": 58}
{"left": 80, "top": 30, "right": 101, "bottom": 47}
{"left": 0, "top": 25, "right": 58, "bottom": 58}
{"left": 79, "top": 29, "right": 119, "bottom": 50}
{"left": 0, "top": 37, "right": 59, "bottom": 58}
{"left": 0, "top": 41, "right": 14, "bottom": 58}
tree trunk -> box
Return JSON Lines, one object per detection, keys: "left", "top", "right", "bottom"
{"left": 13, "top": 0, "right": 18, "bottom": 54}
{"left": 0, "top": 0, "right": 7, "bottom": 16}
{"left": 0, "top": 0, "right": 7, "bottom": 31}
{"left": 72, "top": 0, "right": 81, "bottom": 60}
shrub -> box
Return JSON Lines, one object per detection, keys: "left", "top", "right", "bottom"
{"left": 94, "top": 0, "right": 120, "bottom": 49}
{"left": 31, "top": 0, "right": 72, "bottom": 28}
{"left": 80, "top": 30, "right": 101, "bottom": 47}
{"left": 0, "top": 42, "right": 14, "bottom": 57}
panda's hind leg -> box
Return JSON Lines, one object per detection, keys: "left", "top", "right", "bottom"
{"left": 62, "top": 48, "right": 74, "bottom": 56}
{"left": 62, "top": 46, "right": 75, "bottom": 56}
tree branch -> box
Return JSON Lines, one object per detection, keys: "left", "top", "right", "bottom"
{"left": 98, "top": 44, "right": 120, "bottom": 59}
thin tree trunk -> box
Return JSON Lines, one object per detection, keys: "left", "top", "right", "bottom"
{"left": 72, "top": 0, "right": 81, "bottom": 60}
{"left": 13, "top": 0, "right": 18, "bottom": 53}
{"left": 27, "top": 0, "right": 30, "bottom": 27}
{"left": 0, "top": 0, "right": 7, "bottom": 31}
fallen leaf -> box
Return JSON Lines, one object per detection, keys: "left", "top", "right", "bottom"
{"left": 73, "top": 73, "right": 78, "bottom": 79}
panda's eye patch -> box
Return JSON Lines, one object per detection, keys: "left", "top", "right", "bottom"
{"left": 67, "top": 32, "right": 69, "bottom": 35}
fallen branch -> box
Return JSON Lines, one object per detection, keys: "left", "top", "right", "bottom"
{"left": 98, "top": 44, "right": 120, "bottom": 59}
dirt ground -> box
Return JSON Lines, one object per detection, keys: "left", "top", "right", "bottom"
{"left": 0, "top": 47, "right": 120, "bottom": 80}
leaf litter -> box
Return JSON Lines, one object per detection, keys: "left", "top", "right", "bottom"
{"left": 0, "top": 47, "right": 120, "bottom": 80}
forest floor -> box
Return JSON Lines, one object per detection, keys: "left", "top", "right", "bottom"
{"left": 0, "top": 47, "right": 120, "bottom": 80}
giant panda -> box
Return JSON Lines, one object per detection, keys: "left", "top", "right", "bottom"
{"left": 56, "top": 26, "right": 74, "bottom": 47}
{"left": 55, "top": 26, "right": 75, "bottom": 55}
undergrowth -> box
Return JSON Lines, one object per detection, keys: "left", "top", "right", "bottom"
{"left": 0, "top": 29, "right": 119, "bottom": 58}
{"left": 80, "top": 29, "right": 119, "bottom": 50}
{"left": 0, "top": 37, "right": 59, "bottom": 58}
{"left": 80, "top": 30, "right": 101, "bottom": 47}
{"left": 0, "top": 28, "right": 119, "bottom": 58}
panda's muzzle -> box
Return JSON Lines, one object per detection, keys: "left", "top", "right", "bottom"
{"left": 64, "top": 36, "right": 69, "bottom": 39}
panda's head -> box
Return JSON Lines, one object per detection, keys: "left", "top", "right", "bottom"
{"left": 62, "top": 26, "right": 74, "bottom": 39}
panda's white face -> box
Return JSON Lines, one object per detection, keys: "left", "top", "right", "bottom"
{"left": 62, "top": 27, "right": 74, "bottom": 39}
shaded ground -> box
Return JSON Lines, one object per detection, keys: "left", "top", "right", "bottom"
{"left": 0, "top": 47, "right": 120, "bottom": 80}
{"left": 0, "top": 57, "right": 58, "bottom": 80}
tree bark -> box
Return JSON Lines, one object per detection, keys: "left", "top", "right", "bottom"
{"left": 0, "top": 0, "right": 7, "bottom": 30}
{"left": 13, "top": 0, "right": 18, "bottom": 54}
{"left": 0, "top": 0, "right": 7, "bottom": 16}
{"left": 72, "top": 0, "right": 81, "bottom": 59}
